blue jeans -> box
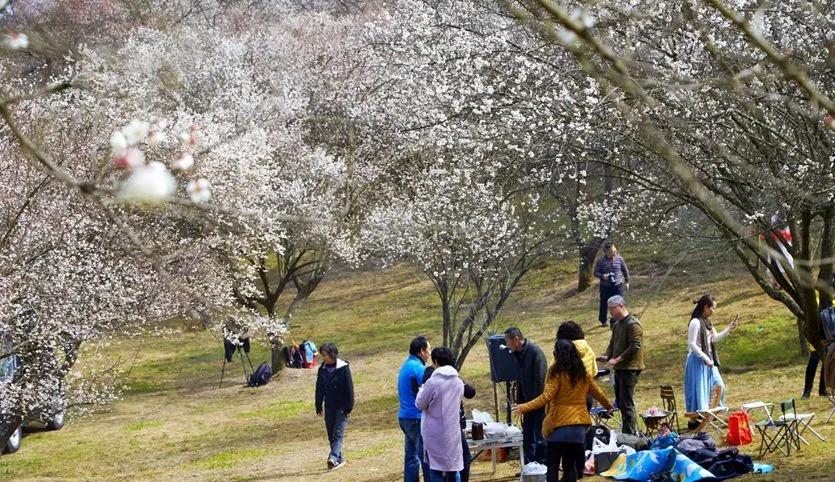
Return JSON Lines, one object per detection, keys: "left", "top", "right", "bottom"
{"left": 400, "top": 417, "right": 430, "bottom": 482}
{"left": 429, "top": 470, "right": 460, "bottom": 482}
{"left": 324, "top": 407, "right": 348, "bottom": 463}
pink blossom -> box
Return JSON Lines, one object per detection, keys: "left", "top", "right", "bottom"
{"left": 112, "top": 148, "right": 145, "bottom": 169}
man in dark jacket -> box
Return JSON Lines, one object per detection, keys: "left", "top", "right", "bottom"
{"left": 599, "top": 295, "right": 644, "bottom": 435}
{"left": 315, "top": 343, "right": 355, "bottom": 471}
{"left": 505, "top": 327, "right": 547, "bottom": 464}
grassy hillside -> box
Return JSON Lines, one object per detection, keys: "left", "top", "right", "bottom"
{"left": 2, "top": 258, "right": 834, "bottom": 481}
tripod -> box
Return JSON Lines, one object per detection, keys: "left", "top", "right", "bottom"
{"left": 219, "top": 341, "right": 254, "bottom": 388}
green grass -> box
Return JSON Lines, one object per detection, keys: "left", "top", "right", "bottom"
{"left": 124, "top": 420, "right": 165, "bottom": 432}
{"left": 186, "top": 448, "right": 270, "bottom": 470}
{"left": 236, "top": 400, "right": 312, "bottom": 421}
{"left": 1, "top": 262, "right": 833, "bottom": 481}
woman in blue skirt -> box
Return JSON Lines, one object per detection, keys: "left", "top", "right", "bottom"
{"left": 684, "top": 294, "right": 739, "bottom": 413}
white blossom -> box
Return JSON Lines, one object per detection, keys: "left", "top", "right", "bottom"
{"left": 120, "top": 120, "right": 150, "bottom": 146}
{"left": 186, "top": 178, "right": 212, "bottom": 203}
{"left": 117, "top": 161, "right": 176, "bottom": 204}
{"left": 171, "top": 153, "right": 194, "bottom": 172}
{"left": 1, "top": 32, "right": 28, "bottom": 50}
{"left": 109, "top": 131, "right": 128, "bottom": 154}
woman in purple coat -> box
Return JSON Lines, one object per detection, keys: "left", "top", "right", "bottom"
{"left": 415, "top": 347, "right": 465, "bottom": 482}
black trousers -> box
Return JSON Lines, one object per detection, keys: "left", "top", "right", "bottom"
{"left": 804, "top": 350, "right": 826, "bottom": 395}
{"left": 598, "top": 284, "right": 625, "bottom": 324}
{"left": 546, "top": 441, "right": 585, "bottom": 482}
{"left": 615, "top": 369, "right": 641, "bottom": 435}
{"left": 522, "top": 409, "right": 546, "bottom": 464}
{"left": 460, "top": 429, "right": 472, "bottom": 482}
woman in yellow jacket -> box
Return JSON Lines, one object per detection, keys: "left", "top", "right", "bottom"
{"left": 513, "top": 339, "right": 613, "bottom": 482}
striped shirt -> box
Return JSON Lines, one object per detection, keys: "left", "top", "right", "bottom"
{"left": 594, "top": 255, "right": 630, "bottom": 286}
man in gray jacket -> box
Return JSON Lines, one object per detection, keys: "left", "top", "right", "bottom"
{"left": 505, "top": 327, "right": 547, "bottom": 464}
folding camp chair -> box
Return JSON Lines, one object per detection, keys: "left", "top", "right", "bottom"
{"left": 779, "top": 408, "right": 825, "bottom": 443}
{"left": 639, "top": 385, "right": 680, "bottom": 436}
{"left": 741, "top": 401, "right": 773, "bottom": 423}
{"left": 827, "top": 392, "right": 835, "bottom": 424}
{"left": 659, "top": 385, "right": 681, "bottom": 433}
{"left": 755, "top": 399, "right": 802, "bottom": 458}
{"left": 591, "top": 405, "right": 620, "bottom": 429}
{"left": 695, "top": 406, "right": 729, "bottom": 435}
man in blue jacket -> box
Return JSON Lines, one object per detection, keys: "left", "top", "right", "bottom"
{"left": 398, "top": 336, "right": 431, "bottom": 482}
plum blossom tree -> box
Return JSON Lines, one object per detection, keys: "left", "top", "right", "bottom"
{"left": 502, "top": 0, "right": 835, "bottom": 350}
{"left": 0, "top": 0, "right": 372, "bottom": 443}
{"left": 363, "top": 159, "right": 555, "bottom": 368}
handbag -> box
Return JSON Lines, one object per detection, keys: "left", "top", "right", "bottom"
{"left": 725, "top": 411, "right": 753, "bottom": 446}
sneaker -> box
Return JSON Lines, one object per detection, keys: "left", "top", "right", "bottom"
{"left": 327, "top": 458, "right": 336, "bottom": 470}
{"left": 801, "top": 392, "right": 811, "bottom": 400}
{"left": 332, "top": 460, "right": 346, "bottom": 470}
{"left": 600, "top": 320, "right": 608, "bottom": 327}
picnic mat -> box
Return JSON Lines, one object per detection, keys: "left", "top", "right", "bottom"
{"left": 601, "top": 447, "right": 715, "bottom": 481}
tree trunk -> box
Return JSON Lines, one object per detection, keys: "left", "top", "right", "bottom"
{"left": 797, "top": 318, "right": 809, "bottom": 357}
{"left": 270, "top": 338, "right": 285, "bottom": 375}
{"left": 578, "top": 243, "right": 600, "bottom": 292}
{"left": 265, "top": 307, "right": 285, "bottom": 375}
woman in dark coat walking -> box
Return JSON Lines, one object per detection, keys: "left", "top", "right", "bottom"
{"left": 315, "top": 343, "right": 355, "bottom": 470}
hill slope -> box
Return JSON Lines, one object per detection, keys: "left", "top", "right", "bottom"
{"left": 1, "top": 261, "right": 833, "bottom": 481}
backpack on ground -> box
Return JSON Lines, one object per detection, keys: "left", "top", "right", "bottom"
{"left": 248, "top": 362, "right": 272, "bottom": 387}
{"left": 706, "top": 449, "right": 754, "bottom": 480}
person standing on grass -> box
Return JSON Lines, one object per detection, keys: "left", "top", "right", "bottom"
{"left": 315, "top": 343, "right": 354, "bottom": 471}
{"left": 505, "top": 326, "right": 548, "bottom": 464}
{"left": 556, "top": 321, "right": 598, "bottom": 379}
{"left": 684, "top": 294, "right": 738, "bottom": 414}
{"left": 802, "top": 278, "right": 834, "bottom": 400}
{"left": 594, "top": 243, "right": 631, "bottom": 327}
{"left": 598, "top": 295, "right": 643, "bottom": 435}
{"left": 513, "top": 340, "right": 614, "bottom": 482}
{"left": 415, "top": 347, "right": 465, "bottom": 482}
{"left": 398, "top": 336, "right": 431, "bottom": 482}
{"left": 423, "top": 358, "right": 477, "bottom": 482}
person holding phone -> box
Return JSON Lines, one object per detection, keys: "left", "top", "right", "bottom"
{"left": 594, "top": 243, "right": 631, "bottom": 327}
{"left": 684, "top": 294, "right": 739, "bottom": 414}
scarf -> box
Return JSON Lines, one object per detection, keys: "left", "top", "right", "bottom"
{"left": 699, "top": 317, "right": 720, "bottom": 367}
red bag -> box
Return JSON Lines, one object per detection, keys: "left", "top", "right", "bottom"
{"left": 726, "top": 411, "right": 753, "bottom": 446}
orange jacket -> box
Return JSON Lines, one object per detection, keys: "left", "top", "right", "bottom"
{"left": 518, "top": 371, "right": 613, "bottom": 438}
